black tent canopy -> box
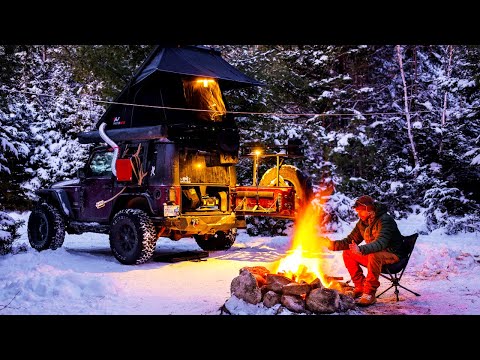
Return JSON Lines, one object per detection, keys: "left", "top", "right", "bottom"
{"left": 134, "top": 46, "right": 264, "bottom": 88}
{"left": 96, "top": 45, "right": 264, "bottom": 130}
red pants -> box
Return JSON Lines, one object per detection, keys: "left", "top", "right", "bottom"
{"left": 342, "top": 250, "right": 399, "bottom": 295}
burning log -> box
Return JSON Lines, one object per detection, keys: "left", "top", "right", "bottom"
{"left": 240, "top": 266, "right": 270, "bottom": 278}
{"left": 240, "top": 266, "right": 269, "bottom": 287}
{"left": 309, "top": 277, "right": 323, "bottom": 290}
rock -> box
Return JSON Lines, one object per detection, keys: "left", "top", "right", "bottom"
{"left": 281, "top": 294, "right": 306, "bottom": 313}
{"left": 263, "top": 290, "right": 282, "bottom": 308}
{"left": 282, "top": 282, "right": 311, "bottom": 296}
{"left": 306, "top": 288, "right": 340, "bottom": 314}
{"left": 230, "top": 270, "right": 262, "bottom": 304}
{"left": 265, "top": 273, "right": 293, "bottom": 293}
{"left": 338, "top": 293, "right": 356, "bottom": 311}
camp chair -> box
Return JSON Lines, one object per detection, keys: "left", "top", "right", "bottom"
{"left": 376, "top": 233, "right": 421, "bottom": 301}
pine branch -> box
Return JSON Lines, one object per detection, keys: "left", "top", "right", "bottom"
{"left": 0, "top": 290, "right": 20, "bottom": 311}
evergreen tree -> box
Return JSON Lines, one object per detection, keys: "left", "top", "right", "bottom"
{"left": 21, "top": 46, "right": 105, "bottom": 195}
{"left": 1, "top": 44, "right": 479, "bottom": 237}
{"left": 0, "top": 45, "right": 29, "bottom": 252}
{"left": 59, "top": 45, "right": 154, "bottom": 100}
{"left": 0, "top": 45, "right": 32, "bottom": 209}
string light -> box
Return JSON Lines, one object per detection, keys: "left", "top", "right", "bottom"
{"left": 0, "top": 86, "right": 447, "bottom": 120}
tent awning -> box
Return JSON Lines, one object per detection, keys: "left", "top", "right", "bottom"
{"left": 133, "top": 46, "right": 265, "bottom": 88}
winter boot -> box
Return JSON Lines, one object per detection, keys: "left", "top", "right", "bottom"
{"left": 353, "top": 287, "right": 364, "bottom": 298}
{"left": 345, "top": 287, "right": 363, "bottom": 298}
{"left": 356, "top": 292, "right": 377, "bottom": 306}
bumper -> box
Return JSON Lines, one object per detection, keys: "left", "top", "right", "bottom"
{"left": 152, "top": 212, "right": 237, "bottom": 235}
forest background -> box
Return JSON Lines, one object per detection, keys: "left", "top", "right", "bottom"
{"left": 1, "top": 45, "right": 479, "bottom": 249}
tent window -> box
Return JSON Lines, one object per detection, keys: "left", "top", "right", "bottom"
{"left": 182, "top": 78, "right": 226, "bottom": 121}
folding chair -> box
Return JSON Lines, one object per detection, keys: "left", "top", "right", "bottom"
{"left": 376, "top": 233, "right": 421, "bottom": 301}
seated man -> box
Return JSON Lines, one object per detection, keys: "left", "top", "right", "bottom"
{"left": 325, "top": 195, "right": 405, "bottom": 306}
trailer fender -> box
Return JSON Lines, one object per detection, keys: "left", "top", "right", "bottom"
{"left": 259, "top": 164, "right": 314, "bottom": 210}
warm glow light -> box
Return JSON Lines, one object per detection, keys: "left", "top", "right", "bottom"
{"left": 195, "top": 162, "right": 203, "bottom": 169}
{"left": 254, "top": 149, "right": 262, "bottom": 156}
{"left": 270, "top": 187, "right": 334, "bottom": 287}
{"left": 196, "top": 78, "right": 213, "bottom": 88}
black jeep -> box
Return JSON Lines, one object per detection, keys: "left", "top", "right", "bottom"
{"left": 27, "top": 46, "right": 312, "bottom": 265}
{"left": 28, "top": 123, "right": 242, "bottom": 265}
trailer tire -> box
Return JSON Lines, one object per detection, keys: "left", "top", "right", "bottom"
{"left": 259, "top": 164, "right": 314, "bottom": 211}
{"left": 109, "top": 209, "right": 157, "bottom": 265}
{"left": 194, "top": 228, "right": 237, "bottom": 251}
{"left": 28, "top": 202, "right": 65, "bottom": 251}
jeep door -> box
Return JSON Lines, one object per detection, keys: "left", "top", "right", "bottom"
{"left": 79, "top": 149, "right": 114, "bottom": 222}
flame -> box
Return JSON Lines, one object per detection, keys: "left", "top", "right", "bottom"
{"left": 271, "top": 187, "right": 334, "bottom": 287}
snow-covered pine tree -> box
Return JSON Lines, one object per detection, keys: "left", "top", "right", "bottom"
{"left": 221, "top": 45, "right": 479, "bottom": 234}
{"left": 20, "top": 46, "right": 105, "bottom": 197}
{"left": 421, "top": 45, "right": 480, "bottom": 233}
{"left": 65, "top": 45, "right": 154, "bottom": 100}
{"left": 0, "top": 45, "right": 29, "bottom": 253}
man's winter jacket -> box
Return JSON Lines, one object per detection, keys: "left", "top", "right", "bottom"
{"left": 329, "top": 202, "right": 405, "bottom": 258}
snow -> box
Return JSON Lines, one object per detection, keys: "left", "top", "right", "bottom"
{"left": 1, "top": 210, "right": 479, "bottom": 316}
{"left": 471, "top": 151, "right": 480, "bottom": 165}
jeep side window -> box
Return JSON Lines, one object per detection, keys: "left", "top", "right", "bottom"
{"left": 89, "top": 151, "right": 113, "bottom": 177}
{"left": 121, "top": 143, "right": 147, "bottom": 170}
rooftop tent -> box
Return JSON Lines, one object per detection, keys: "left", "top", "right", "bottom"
{"left": 133, "top": 46, "right": 265, "bottom": 89}
{"left": 96, "top": 45, "right": 265, "bottom": 130}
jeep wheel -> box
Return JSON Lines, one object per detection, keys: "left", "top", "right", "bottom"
{"left": 109, "top": 209, "right": 157, "bottom": 265}
{"left": 28, "top": 202, "right": 65, "bottom": 251}
{"left": 194, "top": 228, "right": 237, "bottom": 251}
{"left": 259, "top": 164, "right": 314, "bottom": 211}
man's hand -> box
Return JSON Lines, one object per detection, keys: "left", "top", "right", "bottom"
{"left": 349, "top": 242, "right": 361, "bottom": 255}
{"left": 319, "top": 236, "right": 332, "bottom": 250}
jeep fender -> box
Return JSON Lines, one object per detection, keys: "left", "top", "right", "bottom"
{"left": 36, "top": 189, "right": 73, "bottom": 218}
{"left": 111, "top": 193, "right": 157, "bottom": 219}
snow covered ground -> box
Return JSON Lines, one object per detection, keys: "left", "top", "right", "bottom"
{"left": 1, "top": 211, "right": 479, "bottom": 315}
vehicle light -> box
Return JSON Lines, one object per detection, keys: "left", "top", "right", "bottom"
{"left": 168, "top": 187, "right": 177, "bottom": 202}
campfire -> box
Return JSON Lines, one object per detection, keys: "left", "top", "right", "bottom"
{"left": 226, "top": 194, "right": 357, "bottom": 314}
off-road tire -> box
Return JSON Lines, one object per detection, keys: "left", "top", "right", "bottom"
{"left": 109, "top": 209, "right": 157, "bottom": 265}
{"left": 28, "top": 202, "right": 66, "bottom": 251}
{"left": 194, "top": 228, "right": 237, "bottom": 251}
{"left": 259, "top": 164, "right": 314, "bottom": 211}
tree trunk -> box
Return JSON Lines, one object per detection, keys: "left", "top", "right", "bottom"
{"left": 439, "top": 45, "right": 454, "bottom": 154}
{"left": 396, "top": 45, "right": 420, "bottom": 174}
